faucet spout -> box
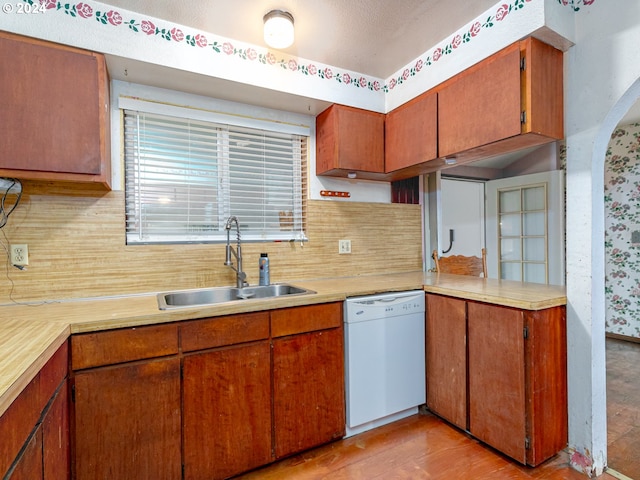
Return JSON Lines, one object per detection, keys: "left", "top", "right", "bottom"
{"left": 224, "top": 216, "right": 247, "bottom": 288}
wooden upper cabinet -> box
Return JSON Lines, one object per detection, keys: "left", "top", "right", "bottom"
{"left": 316, "top": 104, "right": 386, "bottom": 179}
{"left": 385, "top": 90, "right": 437, "bottom": 175}
{"left": 438, "top": 37, "right": 563, "bottom": 163}
{"left": 0, "top": 31, "right": 111, "bottom": 188}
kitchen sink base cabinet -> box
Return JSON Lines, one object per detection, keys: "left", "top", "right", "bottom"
{"left": 425, "top": 294, "right": 567, "bottom": 466}
{"left": 69, "top": 303, "right": 344, "bottom": 480}
{"left": 70, "top": 323, "right": 182, "bottom": 480}
{"left": 181, "top": 312, "right": 272, "bottom": 480}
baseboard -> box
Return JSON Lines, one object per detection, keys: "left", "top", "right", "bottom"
{"left": 606, "top": 332, "right": 640, "bottom": 344}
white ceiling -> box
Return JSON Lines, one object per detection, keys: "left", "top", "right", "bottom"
{"left": 101, "top": 0, "right": 498, "bottom": 79}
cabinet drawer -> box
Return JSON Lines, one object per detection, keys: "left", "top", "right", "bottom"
{"left": 181, "top": 312, "right": 270, "bottom": 352}
{"left": 271, "top": 302, "right": 342, "bottom": 337}
{"left": 71, "top": 324, "right": 178, "bottom": 370}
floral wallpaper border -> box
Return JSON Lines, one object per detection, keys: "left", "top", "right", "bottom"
{"left": 17, "top": 0, "right": 595, "bottom": 95}
{"left": 604, "top": 122, "right": 640, "bottom": 338}
{"left": 557, "top": 0, "right": 596, "bottom": 12}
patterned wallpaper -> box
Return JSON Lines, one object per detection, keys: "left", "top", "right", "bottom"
{"left": 604, "top": 122, "right": 640, "bottom": 338}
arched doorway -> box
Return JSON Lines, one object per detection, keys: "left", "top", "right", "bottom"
{"left": 602, "top": 83, "right": 640, "bottom": 479}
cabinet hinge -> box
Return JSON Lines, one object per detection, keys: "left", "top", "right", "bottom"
{"left": 71, "top": 384, "right": 75, "bottom": 403}
{"left": 521, "top": 111, "right": 527, "bottom": 124}
{"left": 525, "top": 437, "right": 531, "bottom": 450}
{"left": 520, "top": 56, "right": 526, "bottom": 71}
{"left": 523, "top": 326, "right": 529, "bottom": 339}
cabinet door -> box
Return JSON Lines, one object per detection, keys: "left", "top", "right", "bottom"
{"left": 6, "top": 428, "right": 43, "bottom": 480}
{"left": 468, "top": 302, "right": 526, "bottom": 464}
{"left": 183, "top": 342, "right": 272, "bottom": 480}
{"left": 43, "top": 382, "right": 69, "bottom": 480}
{"left": 385, "top": 91, "right": 438, "bottom": 173}
{"left": 438, "top": 43, "right": 521, "bottom": 158}
{"left": 73, "top": 358, "right": 181, "bottom": 480}
{"left": 273, "top": 327, "right": 345, "bottom": 458}
{"left": 425, "top": 294, "right": 467, "bottom": 430}
{"left": 0, "top": 32, "right": 110, "bottom": 187}
{"left": 316, "top": 104, "right": 385, "bottom": 176}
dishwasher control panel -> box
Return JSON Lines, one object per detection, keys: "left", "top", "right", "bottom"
{"left": 345, "top": 290, "right": 425, "bottom": 322}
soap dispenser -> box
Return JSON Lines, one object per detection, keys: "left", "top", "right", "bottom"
{"left": 258, "top": 253, "right": 270, "bottom": 286}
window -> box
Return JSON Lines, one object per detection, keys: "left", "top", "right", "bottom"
{"left": 497, "top": 183, "right": 548, "bottom": 283}
{"left": 123, "top": 101, "right": 308, "bottom": 245}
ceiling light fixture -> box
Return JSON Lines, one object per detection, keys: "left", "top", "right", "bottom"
{"left": 263, "top": 10, "right": 294, "bottom": 49}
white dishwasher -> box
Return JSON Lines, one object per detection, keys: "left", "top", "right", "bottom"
{"left": 344, "top": 290, "right": 426, "bottom": 437}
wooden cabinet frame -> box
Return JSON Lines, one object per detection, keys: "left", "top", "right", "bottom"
{"left": 425, "top": 293, "right": 567, "bottom": 466}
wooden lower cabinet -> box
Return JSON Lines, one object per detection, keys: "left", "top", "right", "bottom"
{"left": 182, "top": 342, "right": 272, "bottom": 480}
{"left": 469, "top": 302, "right": 568, "bottom": 466}
{"left": 69, "top": 304, "right": 345, "bottom": 479}
{"left": 273, "top": 327, "right": 345, "bottom": 458}
{"left": 1, "top": 342, "right": 69, "bottom": 480}
{"left": 43, "top": 381, "right": 70, "bottom": 479}
{"left": 7, "top": 382, "right": 68, "bottom": 480}
{"left": 468, "top": 302, "right": 527, "bottom": 463}
{"left": 425, "top": 294, "right": 567, "bottom": 466}
{"left": 7, "top": 428, "right": 43, "bottom": 480}
{"left": 425, "top": 294, "right": 467, "bottom": 430}
{"left": 272, "top": 303, "right": 345, "bottom": 459}
{"left": 72, "top": 358, "right": 182, "bottom": 480}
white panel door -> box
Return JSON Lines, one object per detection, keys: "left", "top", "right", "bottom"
{"left": 485, "top": 170, "right": 565, "bottom": 285}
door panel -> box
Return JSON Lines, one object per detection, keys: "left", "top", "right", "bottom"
{"left": 73, "top": 359, "right": 181, "bottom": 480}
{"left": 182, "top": 343, "right": 272, "bottom": 480}
{"left": 468, "top": 302, "right": 526, "bottom": 464}
{"left": 426, "top": 294, "right": 467, "bottom": 429}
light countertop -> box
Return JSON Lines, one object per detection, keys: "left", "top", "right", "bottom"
{"left": 0, "top": 272, "right": 566, "bottom": 417}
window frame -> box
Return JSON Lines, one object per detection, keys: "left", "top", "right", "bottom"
{"left": 117, "top": 87, "right": 311, "bottom": 245}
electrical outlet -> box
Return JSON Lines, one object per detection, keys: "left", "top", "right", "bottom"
{"left": 10, "top": 244, "right": 29, "bottom": 266}
{"left": 338, "top": 239, "right": 351, "bottom": 254}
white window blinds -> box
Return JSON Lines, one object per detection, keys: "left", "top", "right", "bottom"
{"left": 124, "top": 109, "right": 307, "bottom": 244}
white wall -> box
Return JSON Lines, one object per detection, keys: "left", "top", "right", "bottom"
{"left": 439, "top": 179, "right": 485, "bottom": 257}
{"left": 564, "top": 1, "right": 640, "bottom": 475}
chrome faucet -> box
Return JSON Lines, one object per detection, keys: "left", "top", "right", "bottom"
{"left": 224, "top": 216, "right": 247, "bottom": 288}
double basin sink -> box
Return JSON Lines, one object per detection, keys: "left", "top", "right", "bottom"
{"left": 157, "top": 283, "right": 315, "bottom": 310}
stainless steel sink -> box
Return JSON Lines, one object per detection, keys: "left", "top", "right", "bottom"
{"left": 157, "top": 284, "right": 315, "bottom": 310}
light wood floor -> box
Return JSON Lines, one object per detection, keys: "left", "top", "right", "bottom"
{"left": 235, "top": 338, "right": 638, "bottom": 480}
{"left": 238, "top": 412, "right": 614, "bottom": 479}
{"left": 607, "top": 337, "right": 640, "bottom": 479}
